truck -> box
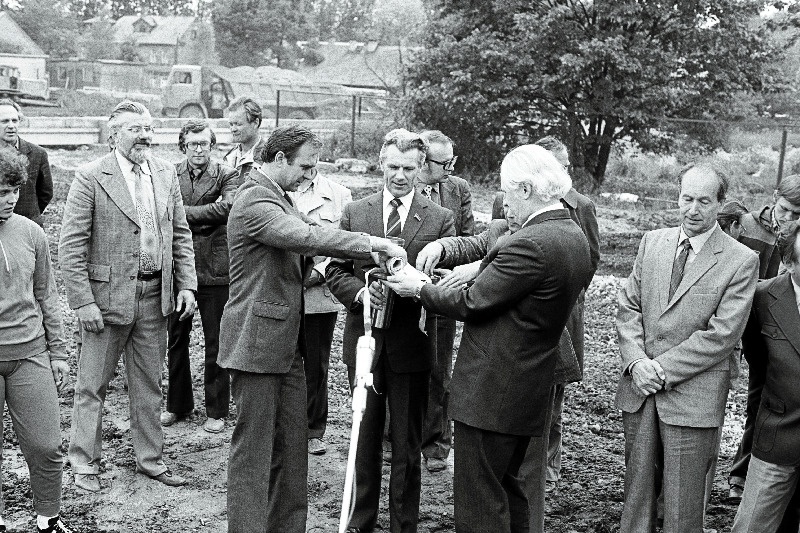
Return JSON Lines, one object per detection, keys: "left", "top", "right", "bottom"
{"left": 161, "top": 64, "right": 348, "bottom": 120}
{"left": 0, "top": 65, "right": 50, "bottom": 101}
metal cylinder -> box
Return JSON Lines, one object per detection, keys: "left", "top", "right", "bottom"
{"left": 370, "top": 275, "right": 395, "bottom": 329}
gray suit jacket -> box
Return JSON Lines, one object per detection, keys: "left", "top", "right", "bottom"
{"left": 615, "top": 225, "right": 759, "bottom": 427}
{"left": 218, "top": 170, "right": 372, "bottom": 375}
{"left": 437, "top": 175, "right": 474, "bottom": 237}
{"left": 59, "top": 152, "right": 198, "bottom": 324}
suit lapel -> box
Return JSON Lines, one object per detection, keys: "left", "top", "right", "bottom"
{"left": 366, "top": 193, "right": 384, "bottom": 237}
{"left": 96, "top": 154, "right": 139, "bottom": 226}
{"left": 769, "top": 275, "right": 800, "bottom": 356}
{"left": 149, "top": 159, "right": 171, "bottom": 221}
{"left": 439, "top": 179, "right": 455, "bottom": 209}
{"left": 400, "top": 193, "right": 427, "bottom": 243}
{"left": 663, "top": 227, "right": 722, "bottom": 314}
{"left": 657, "top": 228, "right": 681, "bottom": 313}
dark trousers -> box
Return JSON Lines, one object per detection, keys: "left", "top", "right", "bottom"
{"left": 347, "top": 355, "right": 430, "bottom": 533}
{"left": 454, "top": 421, "right": 532, "bottom": 533}
{"left": 729, "top": 350, "right": 766, "bottom": 486}
{"left": 422, "top": 317, "right": 455, "bottom": 460}
{"left": 303, "top": 312, "right": 337, "bottom": 439}
{"left": 227, "top": 351, "right": 308, "bottom": 533}
{"left": 166, "top": 284, "right": 230, "bottom": 419}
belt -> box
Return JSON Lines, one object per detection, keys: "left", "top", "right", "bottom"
{"left": 137, "top": 270, "right": 162, "bottom": 281}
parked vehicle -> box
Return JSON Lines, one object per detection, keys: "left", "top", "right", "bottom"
{"left": 161, "top": 64, "right": 347, "bottom": 119}
{"left": 0, "top": 65, "right": 49, "bottom": 101}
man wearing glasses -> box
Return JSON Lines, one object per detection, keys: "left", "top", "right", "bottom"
{"left": 415, "top": 130, "right": 474, "bottom": 473}
{"left": 161, "top": 120, "right": 240, "bottom": 434}
{"left": 60, "top": 101, "right": 197, "bottom": 492}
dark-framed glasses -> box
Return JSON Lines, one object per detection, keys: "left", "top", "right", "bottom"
{"left": 187, "top": 141, "right": 211, "bottom": 151}
{"left": 427, "top": 155, "right": 458, "bottom": 172}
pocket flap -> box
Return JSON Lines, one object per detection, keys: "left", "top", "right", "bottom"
{"left": 761, "top": 325, "right": 787, "bottom": 340}
{"left": 87, "top": 263, "right": 111, "bottom": 282}
{"left": 252, "top": 301, "right": 290, "bottom": 320}
{"left": 764, "top": 394, "right": 786, "bottom": 414}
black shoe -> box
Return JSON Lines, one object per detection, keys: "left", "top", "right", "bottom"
{"left": 38, "top": 516, "right": 73, "bottom": 533}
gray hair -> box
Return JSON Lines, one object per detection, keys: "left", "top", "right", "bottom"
{"left": 379, "top": 128, "right": 428, "bottom": 166}
{"left": 420, "top": 130, "right": 453, "bottom": 148}
{"left": 107, "top": 100, "right": 150, "bottom": 146}
{"left": 500, "top": 144, "right": 572, "bottom": 203}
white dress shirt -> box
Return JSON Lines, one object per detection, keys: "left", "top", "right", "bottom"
{"left": 792, "top": 277, "right": 800, "bottom": 313}
{"left": 115, "top": 150, "right": 156, "bottom": 216}
{"left": 522, "top": 202, "right": 564, "bottom": 227}
{"left": 382, "top": 188, "right": 415, "bottom": 235}
{"left": 677, "top": 223, "right": 718, "bottom": 264}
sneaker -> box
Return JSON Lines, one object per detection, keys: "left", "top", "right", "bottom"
{"left": 203, "top": 417, "right": 225, "bottom": 434}
{"left": 38, "top": 516, "right": 73, "bottom": 533}
{"left": 424, "top": 457, "right": 447, "bottom": 472}
{"left": 308, "top": 438, "right": 327, "bottom": 455}
{"left": 74, "top": 473, "right": 100, "bottom": 492}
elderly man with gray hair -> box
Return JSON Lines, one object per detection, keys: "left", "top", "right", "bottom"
{"left": 387, "top": 144, "right": 592, "bottom": 532}
{"left": 60, "top": 101, "right": 197, "bottom": 492}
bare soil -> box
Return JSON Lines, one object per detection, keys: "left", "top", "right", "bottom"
{"left": 0, "top": 146, "right": 749, "bottom": 532}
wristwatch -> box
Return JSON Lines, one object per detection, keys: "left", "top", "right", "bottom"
{"left": 413, "top": 280, "right": 428, "bottom": 301}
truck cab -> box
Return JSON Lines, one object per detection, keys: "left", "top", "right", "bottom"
{"left": 162, "top": 65, "right": 233, "bottom": 118}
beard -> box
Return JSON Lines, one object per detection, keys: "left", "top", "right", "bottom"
{"left": 127, "top": 144, "right": 151, "bottom": 164}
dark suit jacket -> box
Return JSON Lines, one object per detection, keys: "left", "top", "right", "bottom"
{"left": 420, "top": 209, "right": 591, "bottom": 436}
{"left": 59, "top": 152, "right": 197, "bottom": 324}
{"left": 326, "top": 191, "right": 455, "bottom": 373}
{"left": 13, "top": 138, "right": 53, "bottom": 225}
{"left": 175, "top": 159, "right": 240, "bottom": 285}
{"left": 437, "top": 175, "right": 474, "bottom": 237}
{"left": 218, "top": 170, "right": 373, "bottom": 375}
{"left": 743, "top": 274, "right": 800, "bottom": 466}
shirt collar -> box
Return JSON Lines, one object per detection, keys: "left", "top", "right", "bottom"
{"left": 383, "top": 187, "right": 415, "bottom": 209}
{"left": 115, "top": 149, "right": 151, "bottom": 176}
{"left": 523, "top": 202, "right": 563, "bottom": 227}
{"left": 678, "top": 223, "right": 717, "bottom": 254}
{"left": 296, "top": 173, "right": 318, "bottom": 194}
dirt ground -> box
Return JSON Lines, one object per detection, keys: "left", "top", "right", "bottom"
{"left": 0, "top": 146, "right": 751, "bottom": 531}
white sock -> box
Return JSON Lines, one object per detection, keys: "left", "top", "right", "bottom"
{"left": 37, "top": 515, "right": 56, "bottom": 529}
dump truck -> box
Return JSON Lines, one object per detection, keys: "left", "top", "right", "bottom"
{"left": 161, "top": 64, "right": 348, "bottom": 120}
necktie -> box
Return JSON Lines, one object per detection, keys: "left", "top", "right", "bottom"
{"left": 132, "top": 164, "right": 162, "bottom": 272}
{"left": 284, "top": 193, "right": 294, "bottom": 207}
{"left": 386, "top": 198, "right": 402, "bottom": 238}
{"left": 422, "top": 185, "right": 432, "bottom": 200}
{"left": 668, "top": 239, "right": 691, "bottom": 301}
{"left": 190, "top": 167, "right": 203, "bottom": 181}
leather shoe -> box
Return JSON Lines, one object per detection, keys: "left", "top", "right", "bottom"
{"left": 425, "top": 457, "right": 447, "bottom": 472}
{"left": 728, "top": 483, "right": 744, "bottom": 503}
{"left": 160, "top": 411, "right": 189, "bottom": 426}
{"left": 38, "top": 516, "right": 73, "bottom": 533}
{"left": 74, "top": 473, "right": 100, "bottom": 492}
{"left": 308, "top": 438, "right": 327, "bottom": 455}
{"left": 144, "top": 469, "right": 187, "bottom": 487}
{"left": 203, "top": 417, "right": 224, "bottom": 433}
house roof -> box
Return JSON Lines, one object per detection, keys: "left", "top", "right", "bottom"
{"left": 0, "top": 11, "right": 46, "bottom": 56}
{"left": 112, "top": 15, "right": 196, "bottom": 46}
{"left": 297, "top": 41, "right": 420, "bottom": 90}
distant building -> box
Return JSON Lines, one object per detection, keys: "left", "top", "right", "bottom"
{"left": 111, "top": 15, "right": 217, "bottom": 89}
{"left": 297, "top": 40, "right": 420, "bottom": 92}
{"left": 0, "top": 11, "right": 49, "bottom": 97}
{"left": 48, "top": 58, "right": 150, "bottom": 93}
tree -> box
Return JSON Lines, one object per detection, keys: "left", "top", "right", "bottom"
{"left": 213, "top": 0, "right": 314, "bottom": 68}
{"left": 405, "top": 0, "right": 783, "bottom": 186}
{"left": 372, "top": 0, "right": 426, "bottom": 45}
{"left": 10, "top": 0, "right": 81, "bottom": 57}
{"left": 313, "top": 0, "right": 376, "bottom": 41}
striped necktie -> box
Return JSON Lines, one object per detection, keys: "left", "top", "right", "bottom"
{"left": 386, "top": 198, "right": 402, "bottom": 238}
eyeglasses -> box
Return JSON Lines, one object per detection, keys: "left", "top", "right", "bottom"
{"left": 427, "top": 155, "right": 458, "bottom": 172}
{"left": 126, "top": 125, "right": 154, "bottom": 134}
{"left": 187, "top": 141, "right": 211, "bottom": 151}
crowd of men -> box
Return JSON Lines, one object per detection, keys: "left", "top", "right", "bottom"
{"left": 1, "top": 93, "right": 800, "bottom": 533}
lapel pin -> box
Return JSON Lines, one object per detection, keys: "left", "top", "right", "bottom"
{"left": 414, "top": 213, "right": 421, "bottom": 221}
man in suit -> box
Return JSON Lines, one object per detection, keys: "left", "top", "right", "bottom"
{"left": 0, "top": 99, "right": 53, "bottom": 227}
{"left": 223, "top": 96, "right": 266, "bottom": 181}
{"left": 217, "top": 125, "right": 406, "bottom": 533}
{"left": 731, "top": 222, "right": 800, "bottom": 532}
{"left": 326, "top": 128, "right": 455, "bottom": 533}
{"left": 289, "top": 168, "right": 353, "bottom": 456}
{"left": 615, "top": 164, "right": 759, "bottom": 532}
{"left": 59, "top": 101, "right": 198, "bottom": 492}
{"left": 415, "top": 129, "right": 474, "bottom": 473}
{"left": 161, "top": 120, "right": 239, "bottom": 433}
{"left": 728, "top": 174, "right": 800, "bottom": 507}
{"left": 387, "top": 144, "right": 591, "bottom": 532}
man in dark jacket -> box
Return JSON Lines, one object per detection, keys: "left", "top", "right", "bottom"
{"left": 161, "top": 120, "right": 240, "bottom": 433}
{"left": 0, "top": 99, "right": 52, "bottom": 226}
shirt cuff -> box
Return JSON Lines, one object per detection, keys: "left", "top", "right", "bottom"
{"left": 625, "top": 357, "right": 646, "bottom": 376}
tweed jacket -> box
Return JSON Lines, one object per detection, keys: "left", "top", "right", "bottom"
{"left": 436, "top": 175, "right": 475, "bottom": 237}
{"left": 615, "top": 225, "right": 759, "bottom": 427}
{"left": 218, "top": 170, "right": 372, "bottom": 375}
{"left": 13, "top": 138, "right": 53, "bottom": 225}
{"left": 325, "top": 191, "right": 456, "bottom": 373}
{"left": 59, "top": 152, "right": 197, "bottom": 324}
{"left": 175, "top": 159, "right": 240, "bottom": 285}
{"left": 289, "top": 173, "right": 353, "bottom": 314}
{"left": 742, "top": 274, "right": 800, "bottom": 466}
{"left": 419, "top": 210, "right": 591, "bottom": 436}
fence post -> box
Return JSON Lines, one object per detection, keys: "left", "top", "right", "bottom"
{"left": 778, "top": 128, "right": 789, "bottom": 187}
{"left": 275, "top": 90, "right": 281, "bottom": 128}
{"left": 350, "top": 95, "right": 357, "bottom": 158}
{"left": 358, "top": 96, "right": 362, "bottom": 118}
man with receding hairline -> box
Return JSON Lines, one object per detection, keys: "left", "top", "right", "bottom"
{"left": 615, "top": 164, "right": 758, "bottom": 532}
